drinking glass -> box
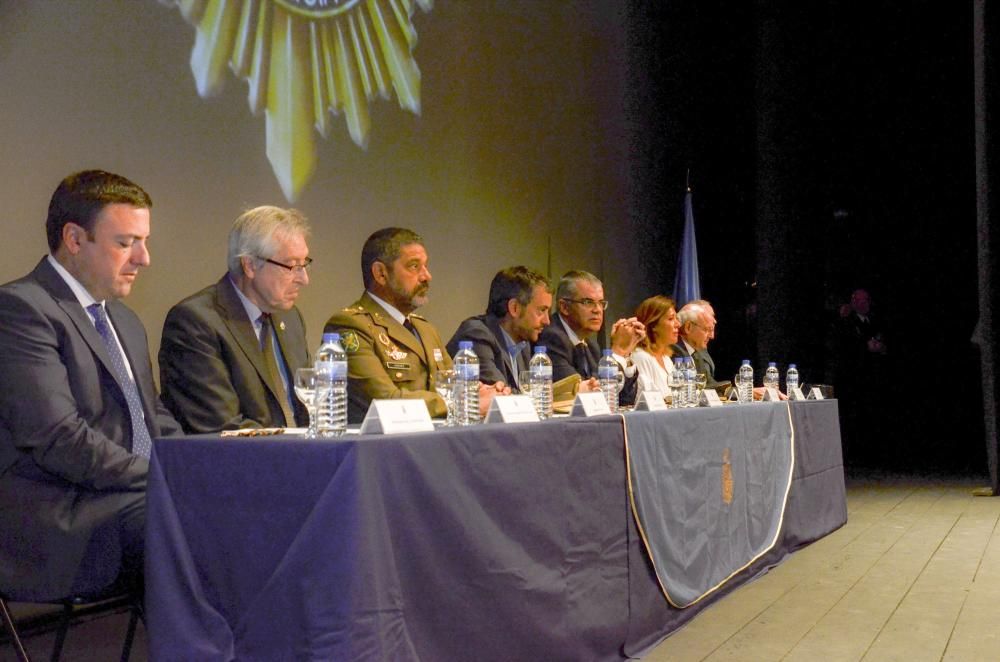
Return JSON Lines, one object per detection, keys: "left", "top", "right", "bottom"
{"left": 518, "top": 370, "right": 533, "bottom": 396}
{"left": 434, "top": 369, "right": 458, "bottom": 426}
{"left": 294, "top": 368, "right": 319, "bottom": 438}
{"left": 695, "top": 373, "right": 708, "bottom": 405}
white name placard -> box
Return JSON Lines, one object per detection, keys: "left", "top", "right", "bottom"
{"left": 571, "top": 392, "right": 612, "bottom": 417}
{"left": 634, "top": 390, "right": 668, "bottom": 411}
{"left": 807, "top": 387, "right": 825, "bottom": 400}
{"left": 701, "top": 390, "right": 725, "bottom": 407}
{"left": 763, "top": 387, "right": 782, "bottom": 402}
{"left": 359, "top": 399, "right": 435, "bottom": 435}
{"left": 789, "top": 386, "right": 806, "bottom": 401}
{"left": 484, "top": 395, "right": 540, "bottom": 423}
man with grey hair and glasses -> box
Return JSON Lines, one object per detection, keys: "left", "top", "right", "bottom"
{"left": 676, "top": 299, "right": 723, "bottom": 387}
{"left": 159, "top": 206, "right": 312, "bottom": 432}
{"left": 535, "top": 270, "right": 645, "bottom": 406}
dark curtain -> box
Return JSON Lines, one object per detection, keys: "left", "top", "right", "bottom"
{"left": 974, "top": 0, "right": 1000, "bottom": 495}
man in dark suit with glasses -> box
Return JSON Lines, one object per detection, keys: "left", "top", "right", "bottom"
{"left": 159, "top": 206, "right": 312, "bottom": 433}
{"left": 535, "top": 270, "right": 645, "bottom": 406}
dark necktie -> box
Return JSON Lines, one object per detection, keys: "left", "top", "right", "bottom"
{"left": 403, "top": 317, "right": 421, "bottom": 344}
{"left": 573, "top": 342, "right": 593, "bottom": 378}
{"left": 87, "top": 304, "right": 152, "bottom": 458}
{"left": 260, "top": 314, "right": 295, "bottom": 427}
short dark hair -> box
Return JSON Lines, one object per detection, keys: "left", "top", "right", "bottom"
{"left": 486, "top": 266, "right": 551, "bottom": 317}
{"left": 46, "top": 170, "right": 152, "bottom": 252}
{"left": 361, "top": 227, "right": 424, "bottom": 289}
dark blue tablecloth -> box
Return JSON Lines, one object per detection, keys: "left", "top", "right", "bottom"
{"left": 146, "top": 400, "right": 846, "bottom": 661}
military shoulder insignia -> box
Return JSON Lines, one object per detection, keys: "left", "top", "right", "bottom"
{"left": 341, "top": 330, "right": 361, "bottom": 352}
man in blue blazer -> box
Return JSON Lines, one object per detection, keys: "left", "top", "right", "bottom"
{"left": 447, "top": 266, "right": 552, "bottom": 393}
{"left": 0, "top": 170, "right": 181, "bottom": 601}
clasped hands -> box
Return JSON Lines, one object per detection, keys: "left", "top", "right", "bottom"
{"left": 610, "top": 317, "right": 646, "bottom": 355}
{"left": 579, "top": 317, "right": 646, "bottom": 393}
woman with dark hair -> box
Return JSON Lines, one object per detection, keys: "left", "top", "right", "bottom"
{"left": 632, "top": 295, "right": 682, "bottom": 399}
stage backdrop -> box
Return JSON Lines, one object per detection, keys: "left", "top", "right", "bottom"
{"left": 0, "top": 1, "right": 647, "bottom": 373}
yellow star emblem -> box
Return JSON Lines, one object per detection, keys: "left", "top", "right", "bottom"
{"left": 163, "top": 0, "right": 431, "bottom": 200}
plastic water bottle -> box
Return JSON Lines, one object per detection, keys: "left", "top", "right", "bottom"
{"left": 598, "top": 349, "right": 619, "bottom": 413}
{"left": 671, "top": 358, "right": 685, "bottom": 408}
{"left": 739, "top": 359, "right": 754, "bottom": 404}
{"left": 453, "top": 341, "right": 480, "bottom": 426}
{"left": 529, "top": 346, "right": 553, "bottom": 419}
{"left": 315, "top": 332, "right": 347, "bottom": 436}
{"left": 786, "top": 363, "right": 800, "bottom": 395}
{"left": 684, "top": 357, "right": 697, "bottom": 407}
{"left": 764, "top": 362, "right": 780, "bottom": 395}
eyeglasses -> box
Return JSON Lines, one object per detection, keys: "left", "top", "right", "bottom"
{"left": 562, "top": 297, "right": 609, "bottom": 311}
{"left": 263, "top": 256, "right": 313, "bottom": 275}
{"left": 691, "top": 321, "right": 716, "bottom": 333}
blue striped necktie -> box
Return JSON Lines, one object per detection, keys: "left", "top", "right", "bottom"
{"left": 87, "top": 304, "right": 152, "bottom": 458}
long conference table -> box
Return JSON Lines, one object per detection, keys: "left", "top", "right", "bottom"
{"left": 145, "top": 400, "right": 846, "bottom": 661}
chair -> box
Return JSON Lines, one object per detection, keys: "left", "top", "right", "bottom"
{"left": 0, "top": 590, "right": 140, "bottom": 662}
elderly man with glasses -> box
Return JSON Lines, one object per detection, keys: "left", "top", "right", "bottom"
{"left": 159, "top": 206, "right": 313, "bottom": 433}
{"left": 535, "top": 270, "right": 645, "bottom": 406}
{"left": 675, "top": 299, "right": 724, "bottom": 388}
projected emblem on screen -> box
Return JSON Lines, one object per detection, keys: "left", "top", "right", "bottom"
{"left": 164, "top": 0, "right": 431, "bottom": 201}
{"left": 274, "top": 0, "right": 361, "bottom": 17}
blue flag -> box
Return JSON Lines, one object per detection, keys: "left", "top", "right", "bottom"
{"left": 673, "top": 190, "right": 701, "bottom": 307}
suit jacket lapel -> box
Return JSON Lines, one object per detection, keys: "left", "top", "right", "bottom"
{"left": 272, "top": 312, "right": 301, "bottom": 370}
{"left": 703, "top": 351, "right": 715, "bottom": 374}
{"left": 408, "top": 317, "right": 436, "bottom": 367}
{"left": 215, "top": 275, "right": 285, "bottom": 399}
{"left": 484, "top": 314, "right": 518, "bottom": 385}
{"left": 33, "top": 259, "right": 128, "bottom": 394}
{"left": 271, "top": 309, "right": 309, "bottom": 422}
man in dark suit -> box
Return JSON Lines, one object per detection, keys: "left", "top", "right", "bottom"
{"left": 447, "top": 266, "right": 552, "bottom": 392}
{"left": 159, "top": 206, "right": 312, "bottom": 433}
{"left": 677, "top": 300, "right": 723, "bottom": 387}
{"left": 0, "top": 170, "right": 181, "bottom": 601}
{"left": 830, "top": 288, "right": 888, "bottom": 464}
{"left": 326, "top": 227, "right": 498, "bottom": 423}
{"left": 535, "top": 270, "right": 645, "bottom": 406}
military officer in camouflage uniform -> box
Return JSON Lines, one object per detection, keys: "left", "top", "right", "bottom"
{"left": 326, "top": 227, "right": 497, "bottom": 423}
